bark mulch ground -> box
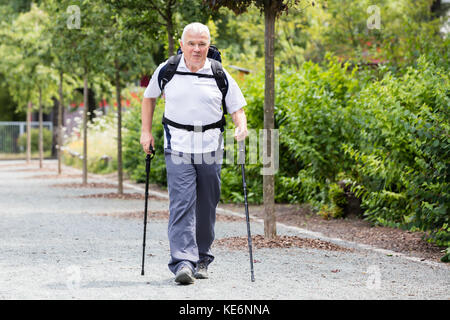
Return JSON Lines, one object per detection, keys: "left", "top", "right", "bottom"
{"left": 24, "top": 174, "right": 82, "bottom": 179}
{"left": 50, "top": 182, "right": 121, "bottom": 189}
{"left": 214, "top": 234, "right": 353, "bottom": 252}
{"left": 220, "top": 203, "right": 446, "bottom": 263}
{"left": 0, "top": 162, "right": 47, "bottom": 168}
{"left": 95, "top": 210, "right": 169, "bottom": 220}
{"left": 94, "top": 210, "right": 247, "bottom": 223}
{"left": 10, "top": 167, "right": 55, "bottom": 172}
{"left": 77, "top": 192, "right": 166, "bottom": 201}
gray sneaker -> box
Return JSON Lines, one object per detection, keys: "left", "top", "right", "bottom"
{"left": 194, "top": 262, "right": 209, "bottom": 279}
{"left": 174, "top": 266, "right": 195, "bottom": 285}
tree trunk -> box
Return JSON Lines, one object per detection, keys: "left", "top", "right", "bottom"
{"left": 166, "top": 5, "right": 175, "bottom": 56}
{"left": 38, "top": 87, "right": 43, "bottom": 169}
{"left": 431, "top": 0, "right": 442, "bottom": 16}
{"left": 51, "top": 98, "right": 58, "bottom": 158}
{"left": 263, "top": 2, "right": 277, "bottom": 239}
{"left": 115, "top": 60, "right": 123, "bottom": 195}
{"left": 26, "top": 101, "right": 32, "bottom": 164}
{"left": 82, "top": 69, "right": 88, "bottom": 185}
{"left": 58, "top": 71, "right": 64, "bottom": 174}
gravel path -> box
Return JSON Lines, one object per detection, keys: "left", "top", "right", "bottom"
{"left": 0, "top": 160, "right": 448, "bottom": 300}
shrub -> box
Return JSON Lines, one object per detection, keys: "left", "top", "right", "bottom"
{"left": 62, "top": 111, "right": 118, "bottom": 174}
{"left": 329, "top": 183, "right": 347, "bottom": 209}
{"left": 239, "top": 55, "right": 449, "bottom": 251}
{"left": 318, "top": 204, "right": 343, "bottom": 220}
{"left": 343, "top": 57, "right": 449, "bottom": 247}
{"left": 122, "top": 88, "right": 167, "bottom": 186}
{"left": 17, "top": 128, "right": 52, "bottom": 153}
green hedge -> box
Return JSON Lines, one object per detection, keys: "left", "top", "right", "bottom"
{"left": 343, "top": 57, "right": 449, "bottom": 247}
{"left": 242, "top": 55, "right": 448, "bottom": 248}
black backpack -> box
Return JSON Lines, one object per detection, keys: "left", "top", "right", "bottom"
{"left": 157, "top": 45, "right": 229, "bottom": 132}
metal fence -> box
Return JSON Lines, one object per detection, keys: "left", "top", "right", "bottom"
{"left": 0, "top": 121, "right": 53, "bottom": 153}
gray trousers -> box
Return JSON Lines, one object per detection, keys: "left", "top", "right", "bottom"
{"left": 165, "top": 149, "right": 222, "bottom": 275}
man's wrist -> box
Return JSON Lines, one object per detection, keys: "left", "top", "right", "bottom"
{"left": 237, "top": 125, "right": 247, "bottom": 132}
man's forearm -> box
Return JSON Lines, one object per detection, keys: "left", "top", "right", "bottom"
{"left": 231, "top": 108, "right": 247, "bottom": 130}
{"left": 141, "top": 98, "right": 156, "bottom": 132}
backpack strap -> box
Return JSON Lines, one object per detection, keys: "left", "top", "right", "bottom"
{"left": 158, "top": 55, "right": 229, "bottom": 114}
{"left": 162, "top": 113, "right": 226, "bottom": 132}
{"left": 173, "top": 71, "right": 215, "bottom": 78}
{"left": 158, "top": 55, "right": 230, "bottom": 132}
{"left": 210, "top": 59, "right": 229, "bottom": 114}
{"left": 158, "top": 54, "right": 182, "bottom": 92}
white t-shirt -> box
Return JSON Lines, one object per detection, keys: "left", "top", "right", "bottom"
{"left": 144, "top": 54, "right": 247, "bottom": 153}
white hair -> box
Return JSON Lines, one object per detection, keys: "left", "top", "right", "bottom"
{"left": 181, "top": 22, "right": 210, "bottom": 44}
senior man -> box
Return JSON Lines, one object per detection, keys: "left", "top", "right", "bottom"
{"left": 140, "top": 22, "right": 248, "bottom": 285}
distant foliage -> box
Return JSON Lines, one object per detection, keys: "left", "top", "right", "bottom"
{"left": 18, "top": 128, "right": 52, "bottom": 153}
{"left": 62, "top": 111, "right": 118, "bottom": 174}
{"left": 122, "top": 88, "right": 167, "bottom": 186}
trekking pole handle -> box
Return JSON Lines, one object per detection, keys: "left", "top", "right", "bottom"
{"left": 145, "top": 146, "right": 155, "bottom": 170}
{"left": 147, "top": 145, "right": 155, "bottom": 158}
{"left": 145, "top": 145, "right": 155, "bottom": 177}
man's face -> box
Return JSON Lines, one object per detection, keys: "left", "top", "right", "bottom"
{"left": 180, "top": 30, "right": 209, "bottom": 70}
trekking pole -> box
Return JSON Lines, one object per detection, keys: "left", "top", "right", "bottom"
{"left": 238, "top": 139, "right": 255, "bottom": 282}
{"left": 141, "top": 145, "right": 155, "bottom": 276}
